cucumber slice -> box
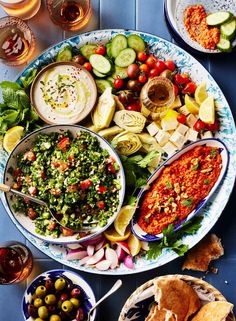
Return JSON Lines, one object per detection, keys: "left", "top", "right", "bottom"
{"left": 111, "top": 34, "right": 128, "bottom": 58}
{"left": 115, "top": 48, "right": 136, "bottom": 68}
{"left": 95, "top": 79, "right": 112, "bottom": 94}
{"left": 106, "top": 77, "right": 115, "bottom": 88}
{"left": 112, "top": 66, "right": 128, "bottom": 79}
{"left": 80, "top": 44, "right": 96, "bottom": 59}
{"left": 89, "top": 54, "right": 111, "bottom": 74}
{"left": 93, "top": 69, "right": 106, "bottom": 78}
{"left": 106, "top": 42, "right": 113, "bottom": 58}
{"left": 127, "top": 34, "right": 146, "bottom": 52}
{"left": 56, "top": 45, "right": 73, "bottom": 62}
{"left": 221, "top": 19, "right": 236, "bottom": 40}
{"left": 217, "top": 36, "right": 232, "bottom": 52}
{"left": 206, "top": 11, "right": 232, "bottom": 26}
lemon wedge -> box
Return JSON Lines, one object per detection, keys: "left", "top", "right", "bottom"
{"left": 195, "top": 83, "right": 208, "bottom": 105}
{"left": 127, "top": 233, "right": 141, "bottom": 256}
{"left": 199, "top": 96, "right": 215, "bottom": 124}
{"left": 3, "top": 126, "right": 24, "bottom": 153}
{"left": 185, "top": 94, "right": 199, "bottom": 115}
{"left": 114, "top": 205, "right": 135, "bottom": 236}
{"left": 104, "top": 227, "right": 131, "bottom": 242}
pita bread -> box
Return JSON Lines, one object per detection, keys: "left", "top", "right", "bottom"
{"left": 182, "top": 234, "right": 224, "bottom": 272}
{"left": 145, "top": 305, "right": 175, "bottom": 321}
{"left": 154, "top": 278, "right": 201, "bottom": 321}
{"left": 191, "top": 301, "right": 233, "bottom": 321}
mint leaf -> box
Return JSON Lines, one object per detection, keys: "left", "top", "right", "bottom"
{"left": 166, "top": 181, "right": 173, "bottom": 189}
{"left": 137, "top": 151, "right": 159, "bottom": 168}
{"left": 20, "top": 69, "right": 37, "bottom": 88}
{"left": 181, "top": 197, "right": 193, "bottom": 207}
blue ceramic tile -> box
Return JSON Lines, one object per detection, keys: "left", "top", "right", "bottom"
{"left": 26, "top": 240, "right": 48, "bottom": 260}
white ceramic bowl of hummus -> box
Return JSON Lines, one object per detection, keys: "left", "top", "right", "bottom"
{"left": 30, "top": 62, "right": 97, "bottom": 124}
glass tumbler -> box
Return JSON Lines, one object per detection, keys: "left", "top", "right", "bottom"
{"left": 0, "top": 0, "right": 41, "bottom": 20}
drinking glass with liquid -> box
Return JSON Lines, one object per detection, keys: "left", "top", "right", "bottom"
{"left": 0, "top": 241, "right": 33, "bottom": 285}
{"left": 0, "top": 0, "right": 41, "bottom": 20}
{"left": 46, "top": 0, "right": 92, "bottom": 31}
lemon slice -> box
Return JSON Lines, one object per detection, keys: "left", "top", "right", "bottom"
{"left": 114, "top": 205, "right": 135, "bottom": 236}
{"left": 3, "top": 126, "right": 24, "bottom": 153}
{"left": 199, "top": 96, "right": 215, "bottom": 124}
{"left": 127, "top": 233, "right": 141, "bottom": 256}
{"left": 195, "top": 83, "right": 208, "bottom": 105}
{"left": 185, "top": 94, "right": 199, "bottom": 115}
{"left": 104, "top": 227, "right": 131, "bottom": 242}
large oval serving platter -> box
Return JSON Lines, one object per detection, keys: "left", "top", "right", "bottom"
{"left": 131, "top": 138, "right": 229, "bottom": 242}
{"left": 0, "top": 29, "right": 236, "bottom": 275}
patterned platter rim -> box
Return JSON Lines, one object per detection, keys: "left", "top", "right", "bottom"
{"left": 1, "top": 29, "right": 236, "bottom": 275}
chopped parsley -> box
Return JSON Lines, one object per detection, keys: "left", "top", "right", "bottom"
{"left": 191, "top": 160, "right": 199, "bottom": 171}
{"left": 166, "top": 181, "right": 173, "bottom": 189}
{"left": 168, "top": 197, "right": 174, "bottom": 204}
{"left": 211, "top": 148, "right": 217, "bottom": 158}
{"left": 181, "top": 197, "right": 193, "bottom": 207}
{"left": 203, "top": 179, "right": 210, "bottom": 185}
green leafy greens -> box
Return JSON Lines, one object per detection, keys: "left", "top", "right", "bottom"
{"left": 147, "top": 215, "right": 203, "bottom": 260}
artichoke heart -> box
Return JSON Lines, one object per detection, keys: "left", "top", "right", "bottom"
{"left": 112, "top": 131, "right": 142, "bottom": 156}
{"left": 98, "top": 126, "right": 124, "bottom": 142}
{"left": 92, "top": 87, "right": 116, "bottom": 130}
{"left": 138, "top": 133, "right": 163, "bottom": 154}
{"left": 113, "top": 110, "right": 146, "bottom": 133}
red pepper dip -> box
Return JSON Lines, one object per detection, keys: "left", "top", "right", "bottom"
{"left": 138, "top": 146, "right": 222, "bottom": 235}
{"left": 184, "top": 5, "right": 220, "bottom": 50}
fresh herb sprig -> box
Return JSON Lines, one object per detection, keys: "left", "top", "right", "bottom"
{"left": 147, "top": 215, "right": 203, "bottom": 260}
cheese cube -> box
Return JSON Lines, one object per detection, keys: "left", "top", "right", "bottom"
{"left": 186, "top": 114, "right": 198, "bottom": 128}
{"left": 201, "top": 131, "right": 213, "bottom": 139}
{"left": 161, "top": 117, "right": 178, "bottom": 131}
{"left": 185, "top": 128, "right": 198, "bottom": 142}
{"left": 178, "top": 105, "right": 189, "bottom": 116}
{"left": 162, "top": 142, "right": 177, "bottom": 156}
{"left": 170, "top": 131, "right": 186, "bottom": 149}
{"left": 155, "top": 130, "right": 170, "bottom": 146}
{"left": 176, "top": 123, "right": 189, "bottom": 135}
{"left": 146, "top": 122, "right": 160, "bottom": 136}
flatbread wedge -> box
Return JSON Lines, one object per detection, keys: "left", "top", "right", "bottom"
{"left": 191, "top": 301, "right": 233, "bottom": 321}
{"left": 154, "top": 277, "right": 201, "bottom": 321}
{"left": 145, "top": 305, "right": 175, "bottom": 321}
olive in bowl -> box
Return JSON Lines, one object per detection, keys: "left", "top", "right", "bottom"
{"left": 22, "top": 269, "right": 96, "bottom": 321}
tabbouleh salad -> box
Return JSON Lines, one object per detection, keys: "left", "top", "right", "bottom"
{"left": 11, "top": 130, "right": 121, "bottom": 238}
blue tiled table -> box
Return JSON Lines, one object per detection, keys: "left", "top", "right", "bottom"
{"left": 0, "top": 1, "right": 236, "bottom": 321}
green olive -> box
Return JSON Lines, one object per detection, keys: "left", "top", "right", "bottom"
{"left": 61, "top": 300, "right": 73, "bottom": 313}
{"left": 45, "top": 294, "right": 57, "bottom": 305}
{"left": 35, "top": 285, "right": 47, "bottom": 298}
{"left": 38, "top": 306, "right": 49, "bottom": 319}
{"left": 54, "top": 278, "right": 66, "bottom": 291}
{"left": 50, "top": 315, "right": 62, "bottom": 321}
{"left": 70, "top": 298, "right": 80, "bottom": 308}
{"left": 35, "top": 318, "right": 44, "bottom": 321}
{"left": 34, "top": 298, "right": 44, "bottom": 308}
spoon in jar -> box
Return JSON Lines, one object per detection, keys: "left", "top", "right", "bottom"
{"left": 0, "top": 183, "right": 98, "bottom": 231}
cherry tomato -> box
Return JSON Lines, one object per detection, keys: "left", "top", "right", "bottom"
{"left": 205, "top": 120, "right": 219, "bottom": 132}
{"left": 137, "top": 51, "right": 148, "bottom": 62}
{"left": 182, "top": 82, "right": 197, "bottom": 95}
{"left": 126, "top": 102, "right": 141, "bottom": 112}
{"left": 127, "top": 80, "right": 142, "bottom": 92}
{"left": 146, "top": 55, "right": 157, "bottom": 68}
{"left": 193, "top": 120, "right": 205, "bottom": 132}
{"left": 13, "top": 168, "right": 21, "bottom": 177}
{"left": 48, "top": 221, "right": 57, "bottom": 231}
{"left": 28, "top": 186, "right": 37, "bottom": 195}
{"left": 177, "top": 114, "right": 187, "bottom": 124}
{"left": 97, "top": 186, "right": 107, "bottom": 194}
{"left": 165, "top": 60, "right": 175, "bottom": 71}
{"left": 139, "top": 63, "right": 149, "bottom": 74}
{"left": 80, "top": 179, "right": 92, "bottom": 190}
{"left": 107, "top": 164, "right": 116, "bottom": 174}
{"left": 68, "top": 154, "right": 75, "bottom": 162}
{"left": 67, "top": 184, "right": 79, "bottom": 192}
{"left": 96, "top": 201, "right": 105, "bottom": 209}
{"left": 118, "top": 90, "right": 135, "bottom": 106}
{"left": 95, "top": 45, "right": 106, "bottom": 55}
{"left": 72, "top": 54, "right": 86, "bottom": 65}
{"left": 127, "top": 63, "right": 140, "bottom": 79}
{"left": 57, "top": 137, "right": 70, "bottom": 151}
{"left": 114, "top": 77, "right": 124, "bottom": 89}
{"left": 138, "top": 74, "right": 147, "bottom": 84}
{"left": 174, "top": 73, "right": 191, "bottom": 85}
{"left": 83, "top": 62, "right": 92, "bottom": 72}
{"left": 23, "top": 150, "right": 36, "bottom": 161}
{"left": 155, "top": 60, "right": 166, "bottom": 73}
{"left": 174, "top": 84, "right": 179, "bottom": 96}
{"left": 40, "top": 171, "right": 46, "bottom": 180}
{"left": 62, "top": 227, "right": 74, "bottom": 236}
{"left": 27, "top": 208, "right": 37, "bottom": 220}
{"left": 149, "top": 67, "right": 160, "bottom": 78}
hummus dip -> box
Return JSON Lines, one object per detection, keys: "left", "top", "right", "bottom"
{"left": 31, "top": 62, "right": 97, "bottom": 124}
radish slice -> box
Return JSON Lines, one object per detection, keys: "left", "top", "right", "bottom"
{"left": 95, "top": 239, "right": 106, "bottom": 251}
{"left": 141, "top": 241, "right": 149, "bottom": 251}
{"left": 86, "top": 248, "right": 104, "bottom": 265}
{"left": 105, "top": 248, "right": 118, "bottom": 269}
{"left": 116, "top": 246, "right": 126, "bottom": 261}
{"left": 66, "top": 243, "right": 83, "bottom": 250}
{"left": 80, "top": 234, "right": 104, "bottom": 246}
{"left": 95, "top": 260, "right": 111, "bottom": 271}
{"left": 116, "top": 241, "right": 130, "bottom": 255}
{"left": 79, "top": 256, "right": 91, "bottom": 265}
{"left": 87, "top": 245, "right": 95, "bottom": 257}
{"left": 124, "top": 255, "right": 134, "bottom": 269}
{"left": 65, "top": 249, "right": 88, "bottom": 261}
